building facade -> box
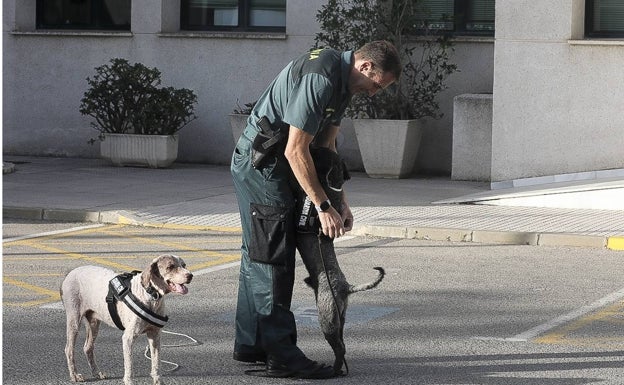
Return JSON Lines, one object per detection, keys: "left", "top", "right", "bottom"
{"left": 3, "top": 0, "right": 622, "bottom": 183}
{"left": 492, "top": 0, "right": 624, "bottom": 182}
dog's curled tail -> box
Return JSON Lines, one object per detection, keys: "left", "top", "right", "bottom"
{"left": 348, "top": 267, "right": 385, "bottom": 294}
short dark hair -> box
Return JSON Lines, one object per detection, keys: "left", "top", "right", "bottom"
{"left": 355, "top": 40, "right": 402, "bottom": 80}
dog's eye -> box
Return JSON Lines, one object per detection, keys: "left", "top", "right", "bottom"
{"left": 167, "top": 264, "right": 175, "bottom": 270}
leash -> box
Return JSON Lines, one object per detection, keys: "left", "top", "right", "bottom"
{"left": 316, "top": 230, "right": 349, "bottom": 376}
{"left": 143, "top": 330, "right": 201, "bottom": 372}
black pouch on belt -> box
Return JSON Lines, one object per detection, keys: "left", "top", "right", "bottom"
{"left": 251, "top": 116, "right": 287, "bottom": 169}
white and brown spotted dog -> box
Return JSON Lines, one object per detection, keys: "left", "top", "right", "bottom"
{"left": 61, "top": 254, "right": 193, "bottom": 385}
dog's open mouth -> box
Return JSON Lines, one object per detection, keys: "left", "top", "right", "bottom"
{"left": 167, "top": 281, "right": 189, "bottom": 295}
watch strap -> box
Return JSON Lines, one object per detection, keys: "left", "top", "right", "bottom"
{"left": 315, "top": 199, "right": 331, "bottom": 212}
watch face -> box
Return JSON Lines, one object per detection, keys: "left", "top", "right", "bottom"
{"left": 320, "top": 200, "right": 331, "bottom": 211}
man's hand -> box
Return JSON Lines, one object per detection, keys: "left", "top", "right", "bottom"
{"left": 318, "top": 207, "right": 345, "bottom": 238}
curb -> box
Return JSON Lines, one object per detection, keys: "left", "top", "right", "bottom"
{"left": 116, "top": 213, "right": 242, "bottom": 233}
{"left": 4, "top": 206, "right": 623, "bottom": 251}
{"left": 3, "top": 206, "right": 126, "bottom": 223}
{"left": 351, "top": 225, "right": 623, "bottom": 251}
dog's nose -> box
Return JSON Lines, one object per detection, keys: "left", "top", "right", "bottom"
{"left": 186, "top": 272, "right": 193, "bottom": 282}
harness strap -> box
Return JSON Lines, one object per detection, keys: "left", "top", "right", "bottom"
{"left": 106, "top": 292, "right": 126, "bottom": 330}
{"left": 106, "top": 271, "right": 169, "bottom": 330}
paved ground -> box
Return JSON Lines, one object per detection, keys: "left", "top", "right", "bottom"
{"left": 4, "top": 157, "right": 624, "bottom": 383}
{"left": 4, "top": 221, "right": 624, "bottom": 385}
{"left": 3, "top": 156, "right": 624, "bottom": 250}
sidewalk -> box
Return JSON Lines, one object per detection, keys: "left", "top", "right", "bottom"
{"left": 3, "top": 156, "right": 624, "bottom": 250}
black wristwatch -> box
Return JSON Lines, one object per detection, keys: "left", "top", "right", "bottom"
{"left": 315, "top": 199, "right": 331, "bottom": 212}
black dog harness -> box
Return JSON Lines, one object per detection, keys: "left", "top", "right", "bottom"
{"left": 105, "top": 271, "right": 169, "bottom": 330}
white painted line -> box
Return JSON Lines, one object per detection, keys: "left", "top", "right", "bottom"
{"left": 3, "top": 224, "right": 105, "bottom": 243}
{"left": 194, "top": 261, "right": 241, "bottom": 276}
{"left": 41, "top": 302, "right": 64, "bottom": 310}
{"left": 473, "top": 286, "right": 624, "bottom": 342}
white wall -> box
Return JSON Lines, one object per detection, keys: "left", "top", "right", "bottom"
{"left": 492, "top": 0, "right": 624, "bottom": 181}
{"left": 3, "top": 0, "right": 316, "bottom": 164}
{"left": 417, "top": 39, "right": 494, "bottom": 174}
{"left": 3, "top": 0, "right": 494, "bottom": 175}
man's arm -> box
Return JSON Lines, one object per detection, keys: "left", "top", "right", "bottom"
{"left": 284, "top": 126, "right": 345, "bottom": 238}
{"left": 314, "top": 124, "right": 353, "bottom": 231}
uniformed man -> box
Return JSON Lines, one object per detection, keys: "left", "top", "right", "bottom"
{"left": 230, "top": 40, "right": 401, "bottom": 379}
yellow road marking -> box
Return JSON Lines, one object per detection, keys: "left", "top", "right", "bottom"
{"left": 118, "top": 215, "right": 241, "bottom": 233}
{"left": 22, "top": 238, "right": 240, "bottom": 246}
{"left": 607, "top": 237, "right": 624, "bottom": 251}
{"left": 3, "top": 256, "right": 149, "bottom": 261}
{"left": 99, "top": 228, "right": 238, "bottom": 260}
{"left": 3, "top": 224, "right": 124, "bottom": 246}
{"left": 188, "top": 255, "right": 241, "bottom": 271}
{"left": 534, "top": 300, "right": 624, "bottom": 344}
{"left": 3, "top": 224, "right": 241, "bottom": 307}
{"left": 3, "top": 277, "right": 61, "bottom": 307}
{"left": 4, "top": 273, "right": 63, "bottom": 277}
{"left": 15, "top": 240, "right": 137, "bottom": 272}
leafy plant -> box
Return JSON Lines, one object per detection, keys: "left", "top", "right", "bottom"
{"left": 232, "top": 99, "right": 257, "bottom": 115}
{"left": 315, "top": 0, "right": 458, "bottom": 120}
{"left": 80, "top": 58, "right": 197, "bottom": 142}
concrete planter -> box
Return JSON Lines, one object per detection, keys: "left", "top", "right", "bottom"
{"left": 229, "top": 114, "right": 250, "bottom": 145}
{"left": 100, "top": 133, "right": 178, "bottom": 168}
{"left": 353, "top": 119, "right": 423, "bottom": 179}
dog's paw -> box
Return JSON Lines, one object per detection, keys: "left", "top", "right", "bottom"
{"left": 96, "top": 371, "right": 107, "bottom": 380}
{"left": 71, "top": 373, "right": 85, "bottom": 382}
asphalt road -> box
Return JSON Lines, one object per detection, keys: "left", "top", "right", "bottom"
{"left": 4, "top": 219, "right": 624, "bottom": 385}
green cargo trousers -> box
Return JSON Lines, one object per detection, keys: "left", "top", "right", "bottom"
{"left": 230, "top": 125, "right": 305, "bottom": 363}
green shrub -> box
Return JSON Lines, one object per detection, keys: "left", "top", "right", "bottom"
{"left": 80, "top": 58, "right": 197, "bottom": 140}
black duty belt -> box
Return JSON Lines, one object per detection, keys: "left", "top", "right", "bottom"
{"left": 105, "top": 271, "right": 169, "bottom": 330}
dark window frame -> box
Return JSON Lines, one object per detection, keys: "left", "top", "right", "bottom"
{"left": 417, "top": 0, "right": 495, "bottom": 37}
{"left": 585, "top": 0, "right": 624, "bottom": 38}
{"left": 36, "top": 0, "right": 131, "bottom": 31}
{"left": 180, "top": 0, "right": 286, "bottom": 32}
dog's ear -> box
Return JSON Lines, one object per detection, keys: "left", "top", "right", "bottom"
{"left": 142, "top": 258, "right": 166, "bottom": 291}
{"left": 141, "top": 261, "right": 156, "bottom": 287}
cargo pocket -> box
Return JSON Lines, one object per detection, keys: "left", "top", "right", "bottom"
{"left": 249, "top": 203, "right": 294, "bottom": 266}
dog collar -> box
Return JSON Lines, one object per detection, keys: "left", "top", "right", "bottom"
{"left": 144, "top": 283, "right": 162, "bottom": 301}
{"left": 106, "top": 271, "right": 169, "bottom": 330}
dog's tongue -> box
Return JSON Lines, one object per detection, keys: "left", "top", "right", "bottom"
{"left": 169, "top": 282, "right": 189, "bottom": 295}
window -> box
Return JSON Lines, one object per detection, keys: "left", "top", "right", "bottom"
{"left": 36, "top": 0, "right": 130, "bottom": 30}
{"left": 180, "top": 0, "right": 286, "bottom": 32}
{"left": 416, "top": 0, "right": 495, "bottom": 36}
{"left": 586, "top": 0, "right": 624, "bottom": 38}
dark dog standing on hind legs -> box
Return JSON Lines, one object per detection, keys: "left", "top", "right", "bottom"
{"left": 296, "top": 147, "right": 386, "bottom": 376}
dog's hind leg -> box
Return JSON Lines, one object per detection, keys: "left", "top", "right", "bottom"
{"left": 316, "top": 278, "right": 348, "bottom": 375}
{"left": 84, "top": 311, "right": 107, "bottom": 380}
{"left": 326, "top": 327, "right": 346, "bottom": 374}
{"left": 62, "top": 278, "right": 86, "bottom": 383}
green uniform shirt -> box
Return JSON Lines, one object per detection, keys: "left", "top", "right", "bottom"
{"left": 250, "top": 48, "right": 353, "bottom": 138}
